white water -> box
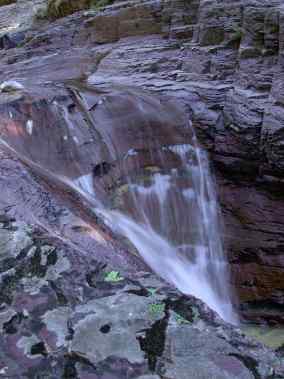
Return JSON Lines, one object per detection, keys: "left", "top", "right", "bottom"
{"left": 71, "top": 133, "right": 238, "bottom": 324}
{"left": 0, "top": 88, "right": 237, "bottom": 324}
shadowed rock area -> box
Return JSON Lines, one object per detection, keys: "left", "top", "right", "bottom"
{"left": 1, "top": 0, "right": 284, "bottom": 377}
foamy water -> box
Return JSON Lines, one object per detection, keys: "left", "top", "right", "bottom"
{"left": 0, "top": 95, "right": 238, "bottom": 324}
{"left": 71, "top": 132, "right": 238, "bottom": 324}
{"left": 98, "top": 138, "right": 237, "bottom": 324}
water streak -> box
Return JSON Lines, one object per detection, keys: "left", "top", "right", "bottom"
{"left": 96, "top": 130, "right": 238, "bottom": 324}
{"left": 0, "top": 86, "right": 238, "bottom": 324}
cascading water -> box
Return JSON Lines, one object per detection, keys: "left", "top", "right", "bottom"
{"left": 0, "top": 83, "right": 238, "bottom": 324}
{"left": 97, "top": 128, "right": 238, "bottom": 325}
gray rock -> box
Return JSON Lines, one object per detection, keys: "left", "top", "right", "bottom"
{"left": 71, "top": 292, "right": 165, "bottom": 365}
{"left": 0, "top": 80, "right": 24, "bottom": 92}
{"left": 0, "top": 222, "right": 32, "bottom": 261}
{"left": 0, "top": 0, "right": 283, "bottom": 377}
{"left": 163, "top": 326, "right": 254, "bottom": 379}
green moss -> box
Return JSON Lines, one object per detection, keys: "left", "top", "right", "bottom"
{"left": 200, "top": 26, "right": 225, "bottom": 46}
{"left": 147, "top": 288, "right": 158, "bottom": 296}
{"left": 229, "top": 26, "right": 244, "bottom": 45}
{"left": 46, "top": 0, "right": 92, "bottom": 20}
{"left": 90, "top": 0, "right": 115, "bottom": 10}
{"left": 243, "top": 325, "right": 284, "bottom": 349}
{"left": 104, "top": 271, "right": 124, "bottom": 282}
{"left": 33, "top": 6, "right": 49, "bottom": 21}
{"left": 45, "top": 0, "right": 115, "bottom": 20}
{"left": 148, "top": 302, "right": 165, "bottom": 317}
{"left": 173, "top": 311, "right": 191, "bottom": 325}
{"left": 269, "top": 23, "right": 279, "bottom": 34}
{"left": 0, "top": 0, "right": 16, "bottom": 6}
{"left": 231, "top": 29, "right": 243, "bottom": 42}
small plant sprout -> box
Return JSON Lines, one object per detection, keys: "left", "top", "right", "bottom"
{"left": 148, "top": 302, "right": 165, "bottom": 317}
{"left": 173, "top": 312, "right": 191, "bottom": 325}
{"left": 147, "top": 288, "right": 157, "bottom": 296}
{"left": 104, "top": 271, "right": 124, "bottom": 282}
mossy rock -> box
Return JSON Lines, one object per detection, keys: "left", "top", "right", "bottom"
{"left": 46, "top": 0, "right": 92, "bottom": 19}
{"left": 200, "top": 26, "right": 225, "bottom": 46}
{"left": 46, "top": 0, "right": 115, "bottom": 20}
{"left": 0, "top": 0, "right": 16, "bottom": 7}
{"left": 91, "top": 0, "right": 116, "bottom": 9}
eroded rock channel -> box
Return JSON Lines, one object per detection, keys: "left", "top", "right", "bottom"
{"left": 0, "top": 0, "right": 284, "bottom": 378}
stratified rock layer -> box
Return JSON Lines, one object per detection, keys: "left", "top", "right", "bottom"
{"left": 0, "top": 0, "right": 284, "bottom": 323}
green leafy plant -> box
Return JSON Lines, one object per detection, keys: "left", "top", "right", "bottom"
{"left": 147, "top": 288, "right": 157, "bottom": 296}
{"left": 173, "top": 312, "right": 191, "bottom": 325}
{"left": 104, "top": 271, "right": 124, "bottom": 282}
{"left": 148, "top": 302, "right": 165, "bottom": 317}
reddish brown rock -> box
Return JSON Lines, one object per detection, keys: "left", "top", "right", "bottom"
{"left": 0, "top": 0, "right": 284, "bottom": 324}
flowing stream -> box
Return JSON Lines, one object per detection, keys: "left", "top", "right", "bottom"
{"left": 0, "top": 84, "right": 238, "bottom": 324}
{"left": 95, "top": 134, "right": 238, "bottom": 325}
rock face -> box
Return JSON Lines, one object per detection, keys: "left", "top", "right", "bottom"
{"left": 0, "top": 0, "right": 284, "bottom": 327}
{"left": 46, "top": 0, "right": 93, "bottom": 19}
{"left": 0, "top": 218, "right": 283, "bottom": 378}
{"left": 1, "top": 0, "right": 284, "bottom": 376}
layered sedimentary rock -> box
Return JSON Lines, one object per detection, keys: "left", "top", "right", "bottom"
{"left": 0, "top": 0, "right": 284, "bottom": 324}
{"left": 1, "top": 0, "right": 284, "bottom": 376}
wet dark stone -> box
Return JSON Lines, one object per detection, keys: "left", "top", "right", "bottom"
{"left": 3, "top": 313, "right": 23, "bottom": 334}
{"left": 46, "top": 249, "right": 58, "bottom": 266}
{"left": 100, "top": 324, "right": 111, "bottom": 334}
{"left": 126, "top": 288, "right": 150, "bottom": 297}
{"left": 86, "top": 271, "right": 97, "bottom": 287}
{"left": 50, "top": 281, "right": 69, "bottom": 306}
{"left": 276, "top": 344, "right": 284, "bottom": 358}
{"left": 30, "top": 248, "right": 48, "bottom": 278}
{"left": 93, "top": 161, "right": 113, "bottom": 178}
{"left": 30, "top": 341, "right": 48, "bottom": 357}
{"left": 228, "top": 353, "right": 261, "bottom": 379}
{"left": 138, "top": 313, "right": 168, "bottom": 372}
{"left": 0, "top": 214, "right": 15, "bottom": 224}
{"left": 0, "top": 32, "right": 25, "bottom": 49}
{"left": 63, "top": 356, "right": 79, "bottom": 379}
{"left": 165, "top": 297, "right": 197, "bottom": 323}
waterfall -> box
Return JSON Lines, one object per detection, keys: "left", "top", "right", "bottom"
{"left": 0, "top": 85, "right": 238, "bottom": 324}
{"left": 94, "top": 125, "right": 238, "bottom": 325}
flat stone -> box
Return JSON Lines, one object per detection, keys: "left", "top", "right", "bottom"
{"left": 71, "top": 292, "right": 165, "bottom": 364}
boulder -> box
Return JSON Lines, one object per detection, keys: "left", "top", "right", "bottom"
{"left": 0, "top": 217, "right": 283, "bottom": 378}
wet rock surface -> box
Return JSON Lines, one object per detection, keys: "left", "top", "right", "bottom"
{"left": 0, "top": 0, "right": 283, "bottom": 320}
{"left": 0, "top": 0, "right": 284, "bottom": 376}
{"left": 0, "top": 219, "right": 283, "bottom": 378}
